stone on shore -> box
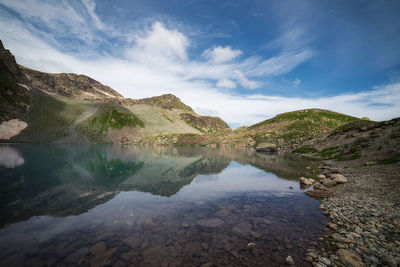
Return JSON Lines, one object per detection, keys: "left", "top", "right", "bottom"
{"left": 320, "top": 178, "right": 337, "bottom": 187}
{"left": 313, "top": 182, "right": 327, "bottom": 191}
{"left": 300, "top": 177, "right": 314, "bottom": 185}
{"left": 336, "top": 249, "right": 365, "bottom": 267}
{"left": 331, "top": 173, "right": 348, "bottom": 183}
{"left": 305, "top": 189, "right": 333, "bottom": 199}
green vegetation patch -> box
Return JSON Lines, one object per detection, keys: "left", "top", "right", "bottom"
{"left": 77, "top": 106, "right": 144, "bottom": 142}
{"left": 294, "top": 146, "right": 318, "bottom": 154}
{"left": 92, "top": 108, "right": 144, "bottom": 130}
{"left": 316, "top": 146, "right": 342, "bottom": 159}
{"left": 377, "top": 153, "right": 400, "bottom": 165}
{"left": 313, "top": 137, "right": 369, "bottom": 162}
{"left": 335, "top": 153, "right": 361, "bottom": 161}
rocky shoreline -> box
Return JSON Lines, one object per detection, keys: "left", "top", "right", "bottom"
{"left": 304, "top": 161, "right": 400, "bottom": 267}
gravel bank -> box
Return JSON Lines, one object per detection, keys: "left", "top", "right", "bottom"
{"left": 307, "top": 162, "right": 400, "bottom": 267}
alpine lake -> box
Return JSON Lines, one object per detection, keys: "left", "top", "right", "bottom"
{"left": 0, "top": 144, "right": 327, "bottom": 266}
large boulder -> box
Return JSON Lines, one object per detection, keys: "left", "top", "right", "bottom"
{"left": 255, "top": 143, "right": 278, "bottom": 153}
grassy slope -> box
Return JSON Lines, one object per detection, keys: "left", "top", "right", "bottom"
{"left": 248, "top": 109, "right": 359, "bottom": 142}
{"left": 13, "top": 90, "right": 86, "bottom": 142}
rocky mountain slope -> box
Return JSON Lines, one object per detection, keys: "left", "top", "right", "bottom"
{"left": 0, "top": 41, "right": 230, "bottom": 143}
{"left": 293, "top": 117, "right": 400, "bottom": 165}
{"left": 20, "top": 65, "right": 123, "bottom": 100}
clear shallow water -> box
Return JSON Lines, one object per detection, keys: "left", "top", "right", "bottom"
{"left": 0, "top": 144, "right": 326, "bottom": 266}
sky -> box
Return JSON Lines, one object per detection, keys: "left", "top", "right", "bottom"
{"left": 0, "top": 0, "right": 399, "bottom": 127}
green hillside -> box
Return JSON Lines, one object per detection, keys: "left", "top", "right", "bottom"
{"left": 247, "top": 109, "right": 359, "bottom": 145}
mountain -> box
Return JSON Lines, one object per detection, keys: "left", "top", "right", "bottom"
{"left": 2, "top": 40, "right": 395, "bottom": 157}
{"left": 0, "top": 41, "right": 230, "bottom": 143}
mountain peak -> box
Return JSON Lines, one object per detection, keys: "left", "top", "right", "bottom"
{"left": 0, "top": 40, "right": 20, "bottom": 77}
{"left": 129, "top": 93, "right": 194, "bottom": 112}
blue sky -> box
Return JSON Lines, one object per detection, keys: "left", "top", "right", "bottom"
{"left": 0, "top": 0, "right": 399, "bottom": 127}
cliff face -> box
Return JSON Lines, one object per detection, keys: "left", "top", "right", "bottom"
{"left": 0, "top": 40, "right": 20, "bottom": 78}
{"left": 0, "top": 41, "right": 30, "bottom": 122}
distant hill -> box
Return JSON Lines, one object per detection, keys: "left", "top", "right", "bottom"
{"left": 0, "top": 40, "right": 230, "bottom": 143}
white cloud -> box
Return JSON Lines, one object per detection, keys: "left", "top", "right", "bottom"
{"left": 126, "top": 22, "right": 189, "bottom": 62}
{"left": 0, "top": 2, "right": 399, "bottom": 127}
{"left": 202, "top": 46, "right": 242, "bottom": 64}
{"left": 216, "top": 78, "right": 236, "bottom": 88}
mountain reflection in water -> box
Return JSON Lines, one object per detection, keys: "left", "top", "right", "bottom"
{"left": 0, "top": 144, "right": 325, "bottom": 266}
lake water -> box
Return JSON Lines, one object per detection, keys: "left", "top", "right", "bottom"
{"left": 0, "top": 144, "right": 326, "bottom": 266}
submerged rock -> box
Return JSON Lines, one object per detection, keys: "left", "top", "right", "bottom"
{"left": 286, "top": 255, "right": 295, "bottom": 265}
{"left": 197, "top": 218, "right": 224, "bottom": 228}
{"left": 232, "top": 222, "right": 252, "bottom": 235}
{"left": 123, "top": 236, "right": 141, "bottom": 249}
{"left": 247, "top": 242, "right": 256, "bottom": 249}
